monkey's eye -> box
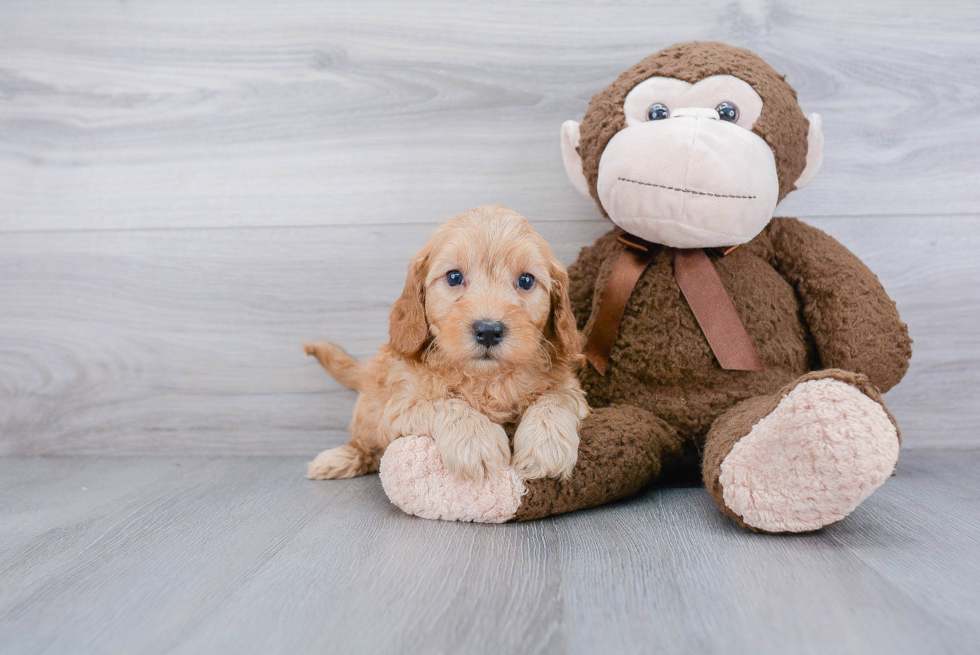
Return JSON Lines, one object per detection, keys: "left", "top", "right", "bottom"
{"left": 646, "top": 103, "right": 670, "bottom": 121}
{"left": 716, "top": 102, "right": 739, "bottom": 122}
{"left": 517, "top": 273, "right": 535, "bottom": 290}
{"left": 445, "top": 270, "right": 464, "bottom": 287}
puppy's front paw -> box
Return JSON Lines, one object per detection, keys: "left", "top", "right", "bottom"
{"left": 512, "top": 413, "right": 580, "bottom": 481}
{"left": 438, "top": 423, "right": 510, "bottom": 482}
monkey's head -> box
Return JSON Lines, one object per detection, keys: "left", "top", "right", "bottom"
{"left": 561, "top": 42, "right": 823, "bottom": 248}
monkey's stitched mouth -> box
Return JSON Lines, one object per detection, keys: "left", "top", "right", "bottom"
{"left": 618, "top": 177, "right": 756, "bottom": 200}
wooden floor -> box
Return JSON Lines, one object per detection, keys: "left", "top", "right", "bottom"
{"left": 0, "top": 449, "right": 977, "bottom": 655}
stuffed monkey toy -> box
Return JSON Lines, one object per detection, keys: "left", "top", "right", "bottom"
{"left": 379, "top": 42, "right": 911, "bottom": 533}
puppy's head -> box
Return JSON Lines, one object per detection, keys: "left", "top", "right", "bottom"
{"left": 389, "top": 205, "right": 580, "bottom": 371}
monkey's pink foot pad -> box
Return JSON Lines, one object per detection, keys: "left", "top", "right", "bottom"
{"left": 720, "top": 378, "right": 900, "bottom": 533}
{"left": 380, "top": 435, "right": 525, "bottom": 523}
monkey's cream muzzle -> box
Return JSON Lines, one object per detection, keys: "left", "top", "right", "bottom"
{"left": 594, "top": 109, "right": 779, "bottom": 249}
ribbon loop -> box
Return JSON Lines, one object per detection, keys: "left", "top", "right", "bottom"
{"left": 583, "top": 235, "right": 763, "bottom": 374}
{"left": 672, "top": 248, "right": 764, "bottom": 372}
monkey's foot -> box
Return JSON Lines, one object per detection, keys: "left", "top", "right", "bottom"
{"left": 379, "top": 435, "right": 524, "bottom": 523}
{"left": 718, "top": 375, "right": 899, "bottom": 533}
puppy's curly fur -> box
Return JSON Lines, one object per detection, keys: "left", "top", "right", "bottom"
{"left": 305, "top": 205, "right": 589, "bottom": 482}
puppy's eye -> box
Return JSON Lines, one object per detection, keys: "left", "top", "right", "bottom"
{"left": 445, "top": 270, "right": 464, "bottom": 287}
{"left": 716, "top": 102, "right": 739, "bottom": 123}
{"left": 517, "top": 273, "right": 535, "bottom": 290}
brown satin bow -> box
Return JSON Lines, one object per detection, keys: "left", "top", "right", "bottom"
{"left": 583, "top": 234, "right": 764, "bottom": 375}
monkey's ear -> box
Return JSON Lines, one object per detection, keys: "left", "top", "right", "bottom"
{"left": 561, "top": 120, "right": 591, "bottom": 197}
{"left": 794, "top": 113, "right": 824, "bottom": 189}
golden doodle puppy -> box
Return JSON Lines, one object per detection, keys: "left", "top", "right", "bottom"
{"left": 305, "top": 205, "right": 589, "bottom": 482}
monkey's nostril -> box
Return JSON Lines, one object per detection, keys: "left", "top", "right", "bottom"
{"left": 473, "top": 320, "right": 506, "bottom": 348}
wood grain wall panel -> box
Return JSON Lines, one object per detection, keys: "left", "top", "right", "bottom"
{"left": 1, "top": 0, "right": 978, "bottom": 232}
{"left": 0, "top": 0, "right": 976, "bottom": 454}
{"left": 1, "top": 216, "right": 975, "bottom": 455}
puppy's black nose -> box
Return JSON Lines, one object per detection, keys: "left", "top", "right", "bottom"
{"left": 473, "top": 320, "right": 505, "bottom": 348}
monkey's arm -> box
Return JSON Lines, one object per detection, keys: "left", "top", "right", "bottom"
{"left": 768, "top": 217, "right": 911, "bottom": 392}
{"left": 567, "top": 228, "right": 622, "bottom": 330}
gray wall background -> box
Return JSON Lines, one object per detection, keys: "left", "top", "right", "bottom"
{"left": 1, "top": 0, "right": 977, "bottom": 455}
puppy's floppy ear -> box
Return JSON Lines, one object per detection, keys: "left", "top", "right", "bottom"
{"left": 389, "top": 247, "right": 430, "bottom": 357}
{"left": 547, "top": 260, "right": 584, "bottom": 364}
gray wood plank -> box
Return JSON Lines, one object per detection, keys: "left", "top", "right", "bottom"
{"left": 0, "top": 458, "right": 219, "bottom": 605}
{"left": 1, "top": 216, "right": 976, "bottom": 455}
{"left": 1, "top": 0, "right": 978, "bottom": 233}
{"left": 826, "top": 451, "right": 980, "bottom": 635}
{"left": 0, "top": 458, "right": 201, "bottom": 548}
{"left": 0, "top": 451, "right": 977, "bottom": 654}
{"left": 551, "top": 489, "right": 972, "bottom": 655}
{"left": 0, "top": 457, "right": 354, "bottom": 655}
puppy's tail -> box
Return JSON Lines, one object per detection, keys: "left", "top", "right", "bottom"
{"left": 303, "top": 342, "right": 366, "bottom": 391}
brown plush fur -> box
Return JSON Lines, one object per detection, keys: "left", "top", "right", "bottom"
{"left": 515, "top": 404, "right": 684, "bottom": 521}
{"left": 306, "top": 205, "right": 588, "bottom": 482}
{"left": 516, "top": 219, "right": 911, "bottom": 520}
{"left": 575, "top": 219, "right": 910, "bottom": 432}
{"left": 511, "top": 43, "right": 911, "bottom": 526}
